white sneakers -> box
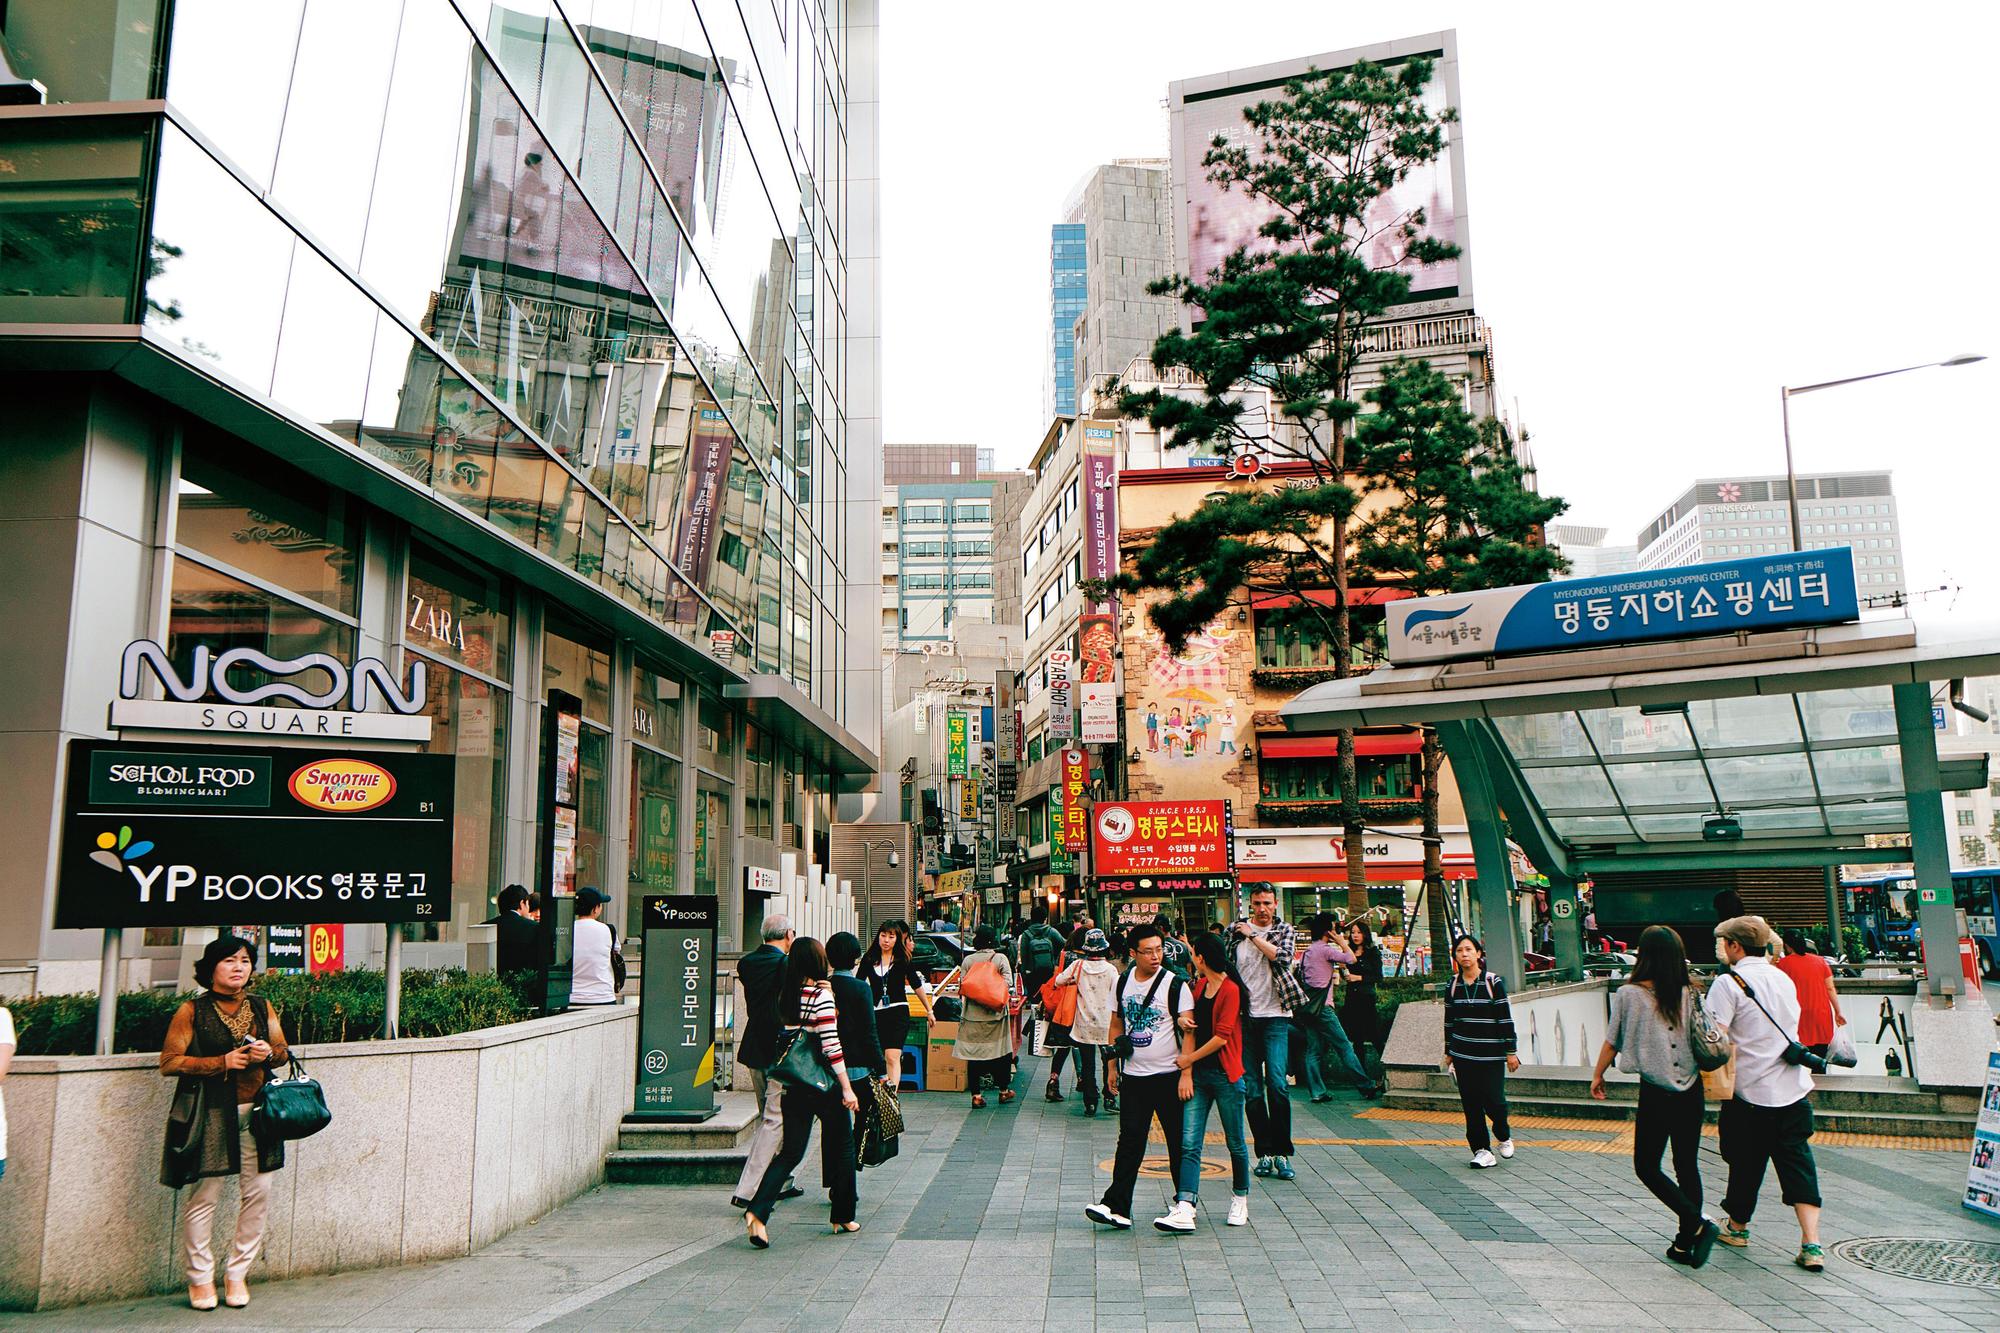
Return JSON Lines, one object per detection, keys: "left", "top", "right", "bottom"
{"left": 1497, "top": 1139, "right": 1516, "bottom": 1159}
{"left": 1085, "top": 1203, "right": 1132, "bottom": 1229}
{"left": 1470, "top": 1149, "right": 1498, "bottom": 1168}
{"left": 1152, "top": 1198, "right": 1250, "bottom": 1231}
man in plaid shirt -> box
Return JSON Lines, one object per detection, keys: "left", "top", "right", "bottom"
{"left": 1232, "top": 887, "right": 1301, "bottom": 1180}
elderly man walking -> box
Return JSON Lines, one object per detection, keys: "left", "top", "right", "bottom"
{"left": 729, "top": 915, "right": 803, "bottom": 1210}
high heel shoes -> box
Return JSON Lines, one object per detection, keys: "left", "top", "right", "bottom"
{"left": 745, "top": 1211, "right": 770, "bottom": 1249}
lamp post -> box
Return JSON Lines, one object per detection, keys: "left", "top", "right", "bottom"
{"left": 1780, "top": 354, "right": 1985, "bottom": 549}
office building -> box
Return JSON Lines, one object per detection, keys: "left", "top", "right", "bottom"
{"left": 1548, "top": 524, "right": 1640, "bottom": 579}
{"left": 1636, "top": 472, "right": 1905, "bottom": 598}
{"left": 0, "top": 0, "right": 882, "bottom": 979}
{"left": 1046, "top": 222, "right": 1087, "bottom": 418}
{"left": 1044, "top": 160, "right": 1180, "bottom": 422}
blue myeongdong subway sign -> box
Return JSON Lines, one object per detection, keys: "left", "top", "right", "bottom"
{"left": 1386, "top": 547, "right": 1861, "bottom": 665}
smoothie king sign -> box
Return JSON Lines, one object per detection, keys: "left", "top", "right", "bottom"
{"left": 57, "top": 740, "right": 455, "bottom": 928}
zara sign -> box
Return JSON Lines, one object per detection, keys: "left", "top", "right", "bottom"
{"left": 109, "top": 640, "right": 433, "bottom": 742}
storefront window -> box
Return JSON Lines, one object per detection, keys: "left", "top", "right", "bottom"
{"left": 165, "top": 560, "right": 352, "bottom": 688}
{"left": 626, "top": 745, "right": 680, "bottom": 940}
{"left": 693, "top": 772, "right": 733, "bottom": 900}
{"left": 177, "top": 429, "right": 357, "bottom": 615}
{"left": 544, "top": 621, "right": 612, "bottom": 723}
{"left": 405, "top": 654, "right": 509, "bottom": 941}
{"left": 696, "top": 687, "right": 735, "bottom": 771}
{"left": 632, "top": 661, "right": 683, "bottom": 753}
{"left": 745, "top": 725, "right": 775, "bottom": 839}
{"left": 406, "top": 540, "right": 511, "bottom": 682}
{"left": 1259, "top": 756, "right": 1413, "bottom": 801}
{"left": 574, "top": 724, "right": 611, "bottom": 899}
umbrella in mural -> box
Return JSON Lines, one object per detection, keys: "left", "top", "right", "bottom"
{"left": 1163, "top": 686, "right": 1219, "bottom": 704}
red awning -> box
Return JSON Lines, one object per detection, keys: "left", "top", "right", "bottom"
{"left": 1251, "top": 587, "right": 1412, "bottom": 609}
{"left": 1259, "top": 733, "right": 1422, "bottom": 759}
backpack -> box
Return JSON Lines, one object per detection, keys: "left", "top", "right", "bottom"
{"left": 1022, "top": 924, "right": 1061, "bottom": 972}
{"left": 1159, "top": 936, "right": 1194, "bottom": 980}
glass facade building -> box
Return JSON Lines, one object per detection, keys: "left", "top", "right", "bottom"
{"left": 0, "top": 0, "right": 881, "bottom": 978}
{"left": 1045, "top": 222, "right": 1085, "bottom": 419}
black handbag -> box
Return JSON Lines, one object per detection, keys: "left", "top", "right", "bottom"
{"left": 160, "top": 1077, "right": 210, "bottom": 1187}
{"left": 768, "top": 1027, "right": 837, "bottom": 1095}
{"left": 250, "top": 1055, "right": 333, "bottom": 1141}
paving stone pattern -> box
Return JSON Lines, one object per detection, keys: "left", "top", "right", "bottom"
{"left": 5, "top": 1048, "right": 1998, "bottom": 1331}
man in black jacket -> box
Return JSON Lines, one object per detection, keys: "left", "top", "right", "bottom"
{"left": 730, "top": 914, "right": 800, "bottom": 1210}
{"left": 488, "top": 884, "right": 540, "bottom": 975}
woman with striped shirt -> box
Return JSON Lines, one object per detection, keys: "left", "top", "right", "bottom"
{"left": 745, "top": 938, "right": 862, "bottom": 1247}
{"left": 1443, "top": 934, "right": 1520, "bottom": 1169}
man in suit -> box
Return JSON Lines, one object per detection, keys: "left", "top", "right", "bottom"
{"left": 730, "top": 914, "right": 801, "bottom": 1210}
{"left": 488, "top": 884, "right": 540, "bottom": 975}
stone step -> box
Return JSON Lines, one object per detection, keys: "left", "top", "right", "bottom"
{"left": 605, "top": 1148, "right": 747, "bottom": 1186}
{"left": 1391, "top": 1066, "right": 1965, "bottom": 1115}
{"left": 1383, "top": 1088, "right": 1977, "bottom": 1138}
{"left": 616, "top": 1090, "right": 761, "bottom": 1151}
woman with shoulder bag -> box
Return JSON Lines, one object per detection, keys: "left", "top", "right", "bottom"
{"left": 955, "top": 926, "right": 1017, "bottom": 1108}
{"left": 160, "top": 935, "right": 290, "bottom": 1311}
{"left": 744, "top": 938, "right": 861, "bottom": 1247}
{"left": 1590, "top": 926, "right": 1721, "bottom": 1268}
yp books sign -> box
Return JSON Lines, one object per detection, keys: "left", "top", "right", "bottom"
{"left": 1386, "top": 548, "right": 1860, "bottom": 664}
{"left": 57, "top": 740, "right": 453, "bottom": 928}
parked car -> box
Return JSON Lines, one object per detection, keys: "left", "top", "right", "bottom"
{"left": 911, "top": 931, "right": 966, "bottom": 982}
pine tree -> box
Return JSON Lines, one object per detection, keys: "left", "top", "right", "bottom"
{"left": 1109, "top": 57, "right": 1458, "bottom": 914}
{"left": 1349, "top": 358, "right": 1567, "bottom": 969}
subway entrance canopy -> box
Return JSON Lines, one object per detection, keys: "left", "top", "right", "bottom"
{"left": 1279, "top": 548, "right": 1998, "bottom": 1057}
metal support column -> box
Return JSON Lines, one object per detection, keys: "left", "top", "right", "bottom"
{"left": 1892, "top": 682, "right": 1964, "bottom": 1003}
{"left": 94, "top": 928, "right": 122, "bottom": 1055}
{"left": 1436, "top": 721, "right": 1524, "bottom": 990}
{"left": 384, "top": 929, "right": 403, "bottom": 1038}
{"left": 1823, "top": 865, "right": 1844, "bottom": 954}
{"left": 1546, "top": 873, "right": 1585, "bottom": 983}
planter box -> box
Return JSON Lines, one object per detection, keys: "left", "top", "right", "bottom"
{"left": 0, "top": 1005, "right": 636, "bottom": 1311}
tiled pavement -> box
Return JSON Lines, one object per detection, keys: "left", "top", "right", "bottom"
{"left": 7, "top": 1049, "right": 1999, "bottom": 1331}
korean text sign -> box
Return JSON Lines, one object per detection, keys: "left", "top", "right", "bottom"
{"left": 636, "top": 895, "right": 717, "bottom": 1119}
{"left": 1059, "top": 748, "right": 1090, "bottom": 852}
{"left": 1386, "top": 548, "right": 1861, "bottom": 664}
{"left": 946, "top": 711, "right": 969, "bottom": 776}
{"left": 1090, "top": 800, "right": 1234, "bottom": 877}
{"left": 56, "top": 739, "right": 454, "bottom": 928}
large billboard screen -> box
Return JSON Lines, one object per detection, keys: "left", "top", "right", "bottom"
{"left": 1170, "top": 32, "right": 1467, "bottom": 309}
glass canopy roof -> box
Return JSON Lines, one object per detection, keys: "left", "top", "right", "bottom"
{"left": 1491, "top": 686, "right": 1907, "bottom": 847}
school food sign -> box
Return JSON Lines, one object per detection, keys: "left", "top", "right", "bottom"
{"left": 56, "top": 739, "right": 454, "bottom": 928}
{"left": 1386, "top": 548, "right": 1860, "bottom": 665}
{"left": 1091, "top": 800, "right": 1233, "bottom": 877}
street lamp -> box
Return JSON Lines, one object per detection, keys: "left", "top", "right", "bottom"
{"left": 1780, "top": 354, "right": 1985, "bottom": 549}
{"left": 859, "top": 837, "right": 901, "bottom": 928}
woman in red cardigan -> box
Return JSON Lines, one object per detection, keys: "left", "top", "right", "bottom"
{"left": 1155, "top": 932, "right": 1251, "bottom": 1232}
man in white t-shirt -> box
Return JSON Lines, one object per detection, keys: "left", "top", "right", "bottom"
{"left": 1085, "top": 925, "right": 1194, "bottom": 1230}
{"left": 1705, "top": 915, "right": 1824, "bottom": 1271}
{"left": 569, "top": 888, "right": 620, "bottom": 1005}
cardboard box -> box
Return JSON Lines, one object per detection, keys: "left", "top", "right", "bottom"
{"left": 925, "top": 1020, "right": 966, "bottom": 1092}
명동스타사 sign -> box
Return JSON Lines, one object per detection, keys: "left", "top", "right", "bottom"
{"left": 56, "top": 739, "right": 454, "bottom": 928}
{"left": 1091, "top": 800, "right": 1234, "bottom": 877}
{"left": 1386, "top": 547, "right": 1861, "bottom": 664}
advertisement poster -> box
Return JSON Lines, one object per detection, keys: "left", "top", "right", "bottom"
{"left": 1080, "top": 423, "right": 1120, "bottom": 686}
{"left": 56, "top": 741, "right": 454, "bottom": 929}
{"left": 1966, "top": 1050, "right": 2000, "bottom": 1218}
{"left": 669, "top": 403, "right": 735, "bottom": 622}
{"left": 1090, "top": 800, "right": 1235, "bottom": 876}
{"left": 947, "top": 711, "right": 969, "bottom": 776}
{"left": 265, "top": 924, "right": 306, "bottom": 973}
{"left": 1059, "top": 748, "right": 1090, "bottom": 852}
{"left": 1128, "top": 600, "right": 1249, "bottom": 797}
{"left": 307, "top": 923, "right": 345, "bottom": 974}
{"left": 1048, "top": 784, "right": 1075, "bottom": 875}
{"left": 1079, "top": 680, "right": 1119, "bottom": 744}
{"left": 635, "top": 895, "right": 718, "bottom": 1121}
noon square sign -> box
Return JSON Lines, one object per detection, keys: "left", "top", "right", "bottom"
{"left": 1386, "top": 547, "right": 1861, "bottom": 665}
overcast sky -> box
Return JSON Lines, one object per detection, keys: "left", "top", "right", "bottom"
{"left": 879, "top": 1, "right": 2000, "bottom": 617}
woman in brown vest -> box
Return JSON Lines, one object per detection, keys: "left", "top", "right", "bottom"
{"left": 160, "top": 935, "right": 290, "bottom": 1310}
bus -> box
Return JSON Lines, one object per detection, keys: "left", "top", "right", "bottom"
{"left": 1842, "top": 868, "right": 2000, "bottom": 977}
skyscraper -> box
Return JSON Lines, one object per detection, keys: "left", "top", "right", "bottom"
{"left": 0, "top": 0, "right": 882, "bottom": 973}
{"left": 1046, "top": 222, "right": 1088, "bottom": 418}
{"left": 1636, "top": 472, "right": 1906, "bottom": 600}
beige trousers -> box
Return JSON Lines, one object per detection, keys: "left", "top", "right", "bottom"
{"left": 183, "top": 1112, "right": 271, "bottom": 1286}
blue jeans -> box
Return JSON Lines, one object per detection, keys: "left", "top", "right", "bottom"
{"left": 1177, "top": 1065, "right": 1250, "bottom": 1203}
{"left": 1297, "top": 1003, "right": 1373, "bottom": 1097}
{"left": 1241, "top": 1015, "right": 1294, "bottom": 1157}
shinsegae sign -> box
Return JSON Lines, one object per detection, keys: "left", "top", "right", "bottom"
{"left": 1386, "top": 548, "right": 1861, "bottom": 665}
{"left": 57, "top": 739, "right": 454, "bottom": 928}
{"left": 110, "top": 639, "right": 432, "bottom": 741}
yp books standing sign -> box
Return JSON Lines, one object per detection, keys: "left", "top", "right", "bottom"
{"left": 636, "top": 895, "right": 719, "bottom": 1122}
{"left": 1966, "top": 1050, "right": 2000, "bottom": 1219}
{"left": 1386, "top": 547, "right": 1861, "bottom": 665}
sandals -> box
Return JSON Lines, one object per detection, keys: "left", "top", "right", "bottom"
{"left": 745, "top": 1211, "right": 770, "bottom": 1249}
{"left": 830, "top": 1221, "right": 861, "bottom": 1234}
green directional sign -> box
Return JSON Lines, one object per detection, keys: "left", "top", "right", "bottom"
{"left": 947, "top": 712, "right": 969, "bottom": 776}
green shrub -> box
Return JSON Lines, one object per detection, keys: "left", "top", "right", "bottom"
{"left": 8, "top": 968, "right": 529, "bottom": 1056}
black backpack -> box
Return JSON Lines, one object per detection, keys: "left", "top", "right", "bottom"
{"left": 1022, "top": 924, "right": 1061, "bottom": 972}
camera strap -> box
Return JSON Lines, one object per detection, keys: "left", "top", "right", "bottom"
{"left": 1725, "top": 970, "right": 1798, "bottom": 1045}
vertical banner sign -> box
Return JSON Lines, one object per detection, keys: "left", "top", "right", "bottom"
{"left": 946, "top": 711, "right": 969, "bottom": 776}
{"left": 1079, "top": 421, "right": 1121, "bottom": 693}
{"left": 959, "top": 774, "right": 979, "bottom": 818}
{"left": 670, "top": 402, "right": 735, "bottom": 623}
{"left": 537, "top": 688, "right": 584, "bottom": 1011}
{"left": 1048, "top": 783, "right": 1075, "bottom": 874}
{"left": 1966, "top": 1050, "right": 2000, "bottom": 1219}
{"left": 636, "top": 895, "right": 719, "bottom": 1121}
{"left": 1047, "top": 650, "right": 1074, "bottom": 742}
{"left": 1060, "top": 747, "right": 1090, "bottom": 852}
